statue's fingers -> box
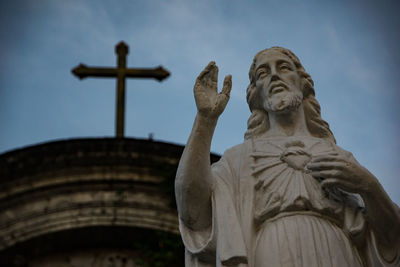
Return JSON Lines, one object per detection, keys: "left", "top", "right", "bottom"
{"left": 309, "top": 170, "right": 341, "bottom": 179}
{"left": 217, "top": 93, "right": 229, "bottom": 111}
{"left": 313, "top": 151, "right": 338, "bottom": 157}
{"left": 209, "top": 63, "right": 219, "bottom": 84}
{"left": 320, "top": 178, "right": 340, "bottom": 190}
{"left": 320, "top": 178, "right": 354, "bottom": 192}
{"left": 306, "top": 162, "right": 345, "bottom": 171}
{"left": 196, "top": 61, "right": 215, "bottom": 81}
{"left": 221, "top": 75, "right": 232, "bottom": 97}
{"left": 311, "top": 155, "right": 344, "bottom": 163}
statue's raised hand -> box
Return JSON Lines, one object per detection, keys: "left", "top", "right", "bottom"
{"left": 194, "top": 61, "right": 232, "bottom": 119}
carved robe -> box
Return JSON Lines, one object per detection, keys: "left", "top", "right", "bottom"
{"left": 179, "top": 136, "right": 399, "bottom": 267}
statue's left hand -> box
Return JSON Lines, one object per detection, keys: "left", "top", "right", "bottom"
{"left": 308, "top": 151, "right": 400, "bottom": 256}
{"left": 306, "top": 151, "right": 377, "bottom": 194}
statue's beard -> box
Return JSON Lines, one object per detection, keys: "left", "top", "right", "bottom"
{"left": 263, "top": 91, "right": 303, "bottom": 114}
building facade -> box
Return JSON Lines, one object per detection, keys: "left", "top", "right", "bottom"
{"left": 0, "top": 138, "right": 220, "bottom": 266}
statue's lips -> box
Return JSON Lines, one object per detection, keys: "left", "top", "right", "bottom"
{"left": 269, "top": 85, "right": 287, "bottom": 95}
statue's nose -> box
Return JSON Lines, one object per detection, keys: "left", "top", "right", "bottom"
{"left": 271, "top": 73, "right": 279, "bottom": 82}
{"left": 270, "top": 72, "right": 279, "bottom": 82}
{"left": 270, "top": 67, "right": 280, "bottom": 82}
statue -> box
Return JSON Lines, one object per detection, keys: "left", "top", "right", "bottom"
{"left": 175, "top": 47, "right": 400, "bottom": 266}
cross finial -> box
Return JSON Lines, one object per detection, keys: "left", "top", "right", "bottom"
{"left": 115, "top": 41, "right": 129, "bottom": 55}
{"left": 72, "top": 41, "right": 170, "bottom": 138}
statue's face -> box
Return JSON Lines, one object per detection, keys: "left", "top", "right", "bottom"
{"left": 254, "top": 49, "right": 303, "bottom": 114}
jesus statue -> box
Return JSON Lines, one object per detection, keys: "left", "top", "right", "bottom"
{"left": 175, "top": 47, "right": 400, "bottom": 266}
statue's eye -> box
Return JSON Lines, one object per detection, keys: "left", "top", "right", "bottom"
{"left": 280, "top": 64, "right": 292, "bottom": 71}
{"left": 256, "top": 69, "right": 269, "bottom": 79}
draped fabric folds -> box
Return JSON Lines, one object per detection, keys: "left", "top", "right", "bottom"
{"left": 178, "top": 136, "right": 399, "bottom": 266}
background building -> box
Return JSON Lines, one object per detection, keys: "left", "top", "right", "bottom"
{"left": 0, "top": 137, "right": 220, "bottom": 266}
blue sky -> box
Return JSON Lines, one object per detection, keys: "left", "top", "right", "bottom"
{"left": 1, "top": 0, "right": 399, "bottom": 204}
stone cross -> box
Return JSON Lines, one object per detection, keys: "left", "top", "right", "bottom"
{"left": 72, "top": 41, "right": 170, "bottom": 138}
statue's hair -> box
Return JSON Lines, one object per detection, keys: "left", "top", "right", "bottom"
{"left": 245, "top": 47, "right": 336, "bottom": 143}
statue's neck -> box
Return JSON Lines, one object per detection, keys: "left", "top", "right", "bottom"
{"left": 265, "top": 105, "right": 311, "bottom": 138}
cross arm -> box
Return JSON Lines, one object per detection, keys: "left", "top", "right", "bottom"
{"left": 71, "top": 64, "right": 118, "bottom": 79}
{"left": 71, "top": 64, "right": 170, "bottom": 82}
{"left": 124, "top": 66, "right": 170, "bottom": 81}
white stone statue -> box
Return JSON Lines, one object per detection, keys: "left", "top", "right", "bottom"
{"left": 175, "top": 47, "right": 400, "bottom": 266}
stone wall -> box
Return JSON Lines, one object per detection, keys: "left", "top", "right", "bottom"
{"left": 0, "top": 138, "right": 220, "bottom": 266}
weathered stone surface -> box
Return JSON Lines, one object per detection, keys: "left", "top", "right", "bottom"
{"left": 0, "top": 137, "right": 220, "bottom": 265}
{"left": 175, "top": 47, "right": 400, "bottom": 266}
{"left": 31, "top": 249, "right": 141, "bottom": 267}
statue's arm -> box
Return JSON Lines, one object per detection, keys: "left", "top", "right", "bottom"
{"left": 307, "top": 152, "right": 400, "bottom": 259}
{"left": 361, "top": 178, "right": 400, "bottom": 259}
{"left": 175, "top": 61, "right": 232, "bottom": 231}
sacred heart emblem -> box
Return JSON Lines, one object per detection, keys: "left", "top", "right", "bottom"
{"left": 280, "top": 141, "right": 311, "bottom": 171}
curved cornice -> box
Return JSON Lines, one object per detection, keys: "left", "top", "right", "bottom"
{"left": 0, "top": 138, "right": 220, "bottom": 251}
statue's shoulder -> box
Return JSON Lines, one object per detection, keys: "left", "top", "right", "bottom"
{"left": 217, "top": 141, "right": 254, "bottom": 172}
{"left": 329, "top": 142, "right": 354, "bottom": 158}
{"left": 211, "top": 142, "right": 250, "bottom": 179}
{"left": 222, "top": 141, "right": 251, "bottom": 159}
